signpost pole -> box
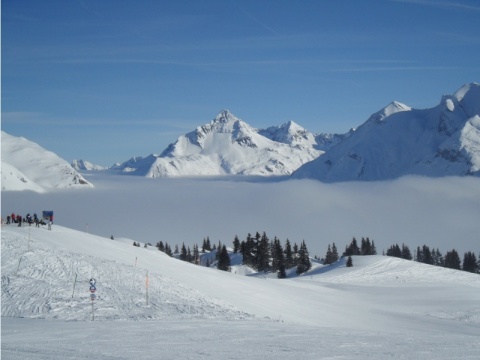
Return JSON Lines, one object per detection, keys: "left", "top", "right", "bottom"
{"left": 72, "top": 273, "right": 78, "bottom": 299}
{"left": 89, "top": 278, "right": 96, "bottom": 321}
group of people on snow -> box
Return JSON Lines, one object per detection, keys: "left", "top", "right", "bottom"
{"left": 4, "top": 212, "right": 52, "bottom": 230}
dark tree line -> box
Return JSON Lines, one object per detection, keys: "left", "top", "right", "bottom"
{"left": 165, "top": 231, "right": 312, "bottom": 277}
{"left": 239, "top": 232, "right": 311, "bottom": 277}
{"left": 385, "top": 243, "right": 479, "bottom": 274}
{"left": 320, "top": 237, "right": 376, "bottom": 268}
{"left": 343, "top": 237, "right": 377, "bottom": 257}
{"left": 156, "top": 240, "right": 173, "bottom": 256}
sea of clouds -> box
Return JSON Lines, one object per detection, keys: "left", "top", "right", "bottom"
{"left": 3, "top": 174, "right": 480, "bottom": 258}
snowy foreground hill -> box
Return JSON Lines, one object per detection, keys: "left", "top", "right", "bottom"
{"left": 293, "top": 82, "right": 480, "bottom": 182}
{"left": 1, "top": 131, "right": 92, "bottom": 192}
{"left": 2, "top": 224, "right": 480, "bottom": 359}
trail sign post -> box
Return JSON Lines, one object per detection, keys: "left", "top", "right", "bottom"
{"left": 89, "top": 278, "right": 96, "bottom": 321}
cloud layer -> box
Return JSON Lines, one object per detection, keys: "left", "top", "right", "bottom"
{"left": 3, "top": 175, "right": 479, "bottom": 259}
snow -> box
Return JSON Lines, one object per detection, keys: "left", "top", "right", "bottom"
{"left": 71, "top": 160, "right": 106, "bottom": 171}
{"left": 112, "top": 110, "right": 324, "bottom": 177}
{"left": 1, "top": 161, "right": 45, "bottom": 193}
{"left": 2, "top": 222, "right": 480, "bottom": 359}
{"left": 1, "top": 131, "right": 93, "bottom": 192}
{"left": 445, "top": 98, "right": 455, "bottom": 112}
{"left": 293, "top": 83, "right": 480, "bottom": 181}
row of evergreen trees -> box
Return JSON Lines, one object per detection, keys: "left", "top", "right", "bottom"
{"left": 321, "top": 237, "right": 377, "bottom": 265}
{"left": 236, "top": 232, "right": 312, "bottom": 278}
{"left": 157, "top": 235, "right": 479, "bottom": 276}
{"left": 385, "top": 243, "right": 480, "bottom": 273}
{"left": 160, "top": 232, "right": 313, "bottom": 278}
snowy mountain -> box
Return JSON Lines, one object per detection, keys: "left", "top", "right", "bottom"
{"left": 113, "top": 110, "right": 325, "bottom": 177}
{"left": 1, "top": 131, "right": 93, "bottom": 192}
{"left": 71, "top": 159, "right": 106, "bottom": 171}
{"left": 2, "top": 223, "right": 480, "bottom": 359}
{"left": 293, "top": 82, "right": 480, "bottom": 182}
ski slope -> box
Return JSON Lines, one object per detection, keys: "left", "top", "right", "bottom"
{"left": 2, "top": 223, "right": 480, "bottom": 359}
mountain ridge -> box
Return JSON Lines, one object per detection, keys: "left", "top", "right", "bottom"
{"left": 112, "top": 109, "right": 327, "bottom": 177}
{"left": 292, "top": 82, "right": 480, "bottom": 182}
{"left": 1, "top": 131, "right": 93, "bottom": 192}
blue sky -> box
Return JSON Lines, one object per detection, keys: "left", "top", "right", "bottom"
{"left": 2, "top": 0, "right": 479, "bottom": 166}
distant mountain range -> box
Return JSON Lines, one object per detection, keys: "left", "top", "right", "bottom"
{"left": 292, "top": 82, "right": 480, "bottom": 181}
{"left": 2, "top": 82, "right": 479, "bottom": 191}
{"left": 107, "top": 110, "right": 344, "bottom": 177}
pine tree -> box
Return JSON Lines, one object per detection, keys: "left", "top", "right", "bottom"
{"left": 401, "top": 243, "right": 412, "bottom": 260}
{"left": 462, "top": 251, "right": 478, "bottom": 273}
{"left": 386, "top": 244, "right": 402, "bottom": 258}
{"left": 346, "top": 256, "right": 353, "bottom": 267}
{"left": 444, "top": 249, "right": 461, "bottom": 269}
{"left": 275, "top": 240, "right": 286, "bottom": 277}
{"left": 233, "top": 235, "right": 240, "bottom": 253}
{"left": 344, "top": 237, "right": 360, "bottom": 256}
{"left": 241, "top": 233, "right": 255, "bottom": 267}
{"left": 284, "top": 239, "right": 294, "bottom": 268}
{"left": 331, "top": 242, "right": 339, "bottom": 262}
{"left": 324, "top": 244, "right": 333, "bottom": 265}
{"left": 296, "top": 240, "right": 311, "bottom": 275}
{"left": 217, "top": 245, "right": 231, "bottom": 271}
{"left": 180, "top": 243, "right": 187, "bottom": 261}
{"left": 422, "top": 245, "right": 433, "bottom": 265}
{"left": 415, "top": 246, "right": 423, "bottom": 262}
{"left": 371, "top": 240, "right": 377, "bottom": 255}
{"left": 165, "top": 243, "right": 172, "bottom": 257}
{"left": 156, "top": 241, "right": 165, "bottom": 252}
{"left": 256, "top": 232, "right": 270, "bottom": 272}
{"left": 432, "top": 248, "right": 444, "bottom": 267}
{"left": 293, "top": 242, "right": 299, "bottom": 259}
{"left": 270, "top": 237, "right": 281, "bottom": 272}
{"left": 360, "top": 237, "right": 372, "bottom": 255}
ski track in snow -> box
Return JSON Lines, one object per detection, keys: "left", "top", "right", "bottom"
{"left": 1, "top": 228, "right": 252, "bottom": 322}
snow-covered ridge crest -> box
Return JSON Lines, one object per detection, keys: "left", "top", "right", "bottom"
{"left": 1, "top": 131, "right": 93, "bottom": 192}
{"left": 293, "top": 82, "right": 480, "bottom": 182}
{"left": 71, "top": 159, "right": 105, "bottom": 171}
{"left": 364, "top": 101, "right": 411, "bottom": 126}
{"left": 115, "top": 109, "right": 326, "bottom": 177}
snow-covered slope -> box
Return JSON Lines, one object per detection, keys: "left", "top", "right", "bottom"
{"left": 113, "top": 110, "right": 324, "bottom": 177}
{"left": 2, "top": 223, "right": 479, "bottom": 329}
{"left": 1, "top": 131, "right": 93, "bottom": 192}
{"left": 293, "top": 83, "right": 480, "bottom": 182}
{"left": 71, "top": 159, "right": 106, "bottom": 171}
